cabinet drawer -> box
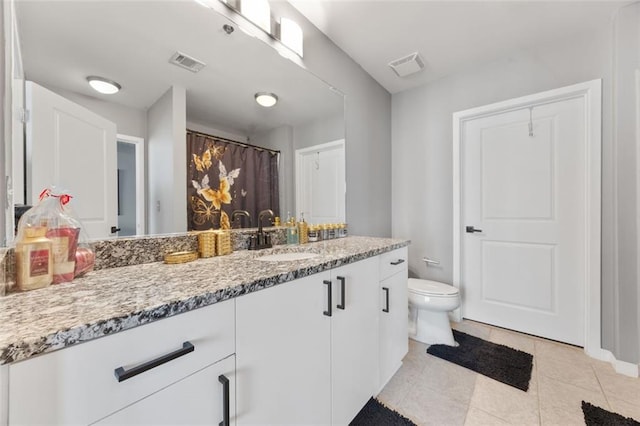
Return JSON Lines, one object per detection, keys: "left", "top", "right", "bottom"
{"left": 9, "top": 299, "right": 235, "bottom": 426}
{"left": 379, "top": 247, "right": 408, "bottom": 281}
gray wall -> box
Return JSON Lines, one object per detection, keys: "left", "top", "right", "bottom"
{"left": 116, "top": 142, "right": 136, "bottom": 236}
{"left": 293, "top": 114, "right": 344, "bottom": 150}
{"left": 277, "top": 4, "right": 392, "bottom": 237}
{"left": 392, "top": 12, "right": 639, "bottom": 364}
{"left": 612, "top": 2, "right": 639, "bottom": 364}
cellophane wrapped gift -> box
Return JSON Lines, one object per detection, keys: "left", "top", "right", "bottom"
{"left": 20, "top": 189, "right": 95, "bottom": 283}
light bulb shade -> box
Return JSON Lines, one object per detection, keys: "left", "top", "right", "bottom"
{"left": 255, "top": 92, "right": 278, "bottom": 107}
{"left": 87, "top": 76, "right": 121, "bottom": 94}
{"left": 240, "top": 0, "right": 271, "bottom": 33}
{"left": 280, "top": 18, "right": 303, "bottom": 57}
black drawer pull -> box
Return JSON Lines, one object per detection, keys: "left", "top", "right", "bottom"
{"left": 337, "top": 276, "right": 346, "bottom": 310}
{"left": 390, "top": 259, "right": 405, "bottom": 265}
{"left": 219, "top": 374, "right": 230, "bottom": 426}
{"left": 114, "top": 341, "right": 195, "bottom": 382}
{"left": 323, "top": 280, "right": 332, "bottom": 317}
{"left": 382, "top": 287, "right": 390, "bottom": 313}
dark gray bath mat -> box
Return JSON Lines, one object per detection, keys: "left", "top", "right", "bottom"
{"left": 582, "top": 401, "right": 640, "bottom": 426}
{"left": 350, "top": 398, "right": 416, "bottom": 426}
{"left": 426, "top": 329, "right": 533, "bottom": 391}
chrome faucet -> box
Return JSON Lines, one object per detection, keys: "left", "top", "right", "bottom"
{"left": 250, "top": 209, "right": 275, "bottom": 250}
{"left": 231, "top": 210, "right": 252, "bottom": 228}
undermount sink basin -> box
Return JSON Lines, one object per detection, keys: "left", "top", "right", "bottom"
{"left": 257, "top": 252, "right": 320, "bottom": 262}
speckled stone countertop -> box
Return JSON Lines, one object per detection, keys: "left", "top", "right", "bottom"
{"left": 0, "top": 236, "right": 409, "bottom": 365}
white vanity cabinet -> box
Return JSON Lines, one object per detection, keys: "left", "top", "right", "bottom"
{"left": 378, "top": 247, "right": 409, "bottom": 388}
{"left": 7, "top": 299, "right": 235, "bottom": 425}
{"left": 235, "top": 256, "right": 380, "bottom": 425}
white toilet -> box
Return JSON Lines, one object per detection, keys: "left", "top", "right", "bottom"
{"left": 408, "top": 278, "right": 460, "bottom": 346}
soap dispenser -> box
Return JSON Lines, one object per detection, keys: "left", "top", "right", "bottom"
{"left": 298, "top": 213, "right": 308, "bottom": 244}
{"left": 286, "top": 213, "right": 299, "bottom": 245}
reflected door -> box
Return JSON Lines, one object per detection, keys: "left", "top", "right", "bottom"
{"left": 26, "top": 81, "right": 118, "bottom": 239}
{"left": 295, "top": 140, "right": 346, "bottom": 224}
{"left": 461, "top": 97, "right": 586, "bottom": 346}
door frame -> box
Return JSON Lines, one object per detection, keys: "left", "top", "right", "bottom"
{"left": 294, "top": 139, "right": 346, "bottom": 221}
{"left": 117, "top": 134, "right": 146, "bottom": 236}
{"left": 452, "top": 79, "right": 602, "bottom": 356}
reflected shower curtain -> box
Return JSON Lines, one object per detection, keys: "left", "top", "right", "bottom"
{"left": 187, "top": 130, "right": 280, "bottom": 231}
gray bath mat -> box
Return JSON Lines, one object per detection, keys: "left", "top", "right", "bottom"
{"left": 427, "top": 329, "right": 533, "bottom": 391}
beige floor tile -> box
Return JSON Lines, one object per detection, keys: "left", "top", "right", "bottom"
{"left": 418, "top": 354, "right": 478, "bottom": 405}
{"left": 608, "top": 396, "right": 640, "bottom": 422}
{"left": 488, "top": 327, "right": 536, "bottom": 354}
{"left": 452, "top": 320, "right": 492, "bottom": 340}
{"left": 377, "top": 369, "right": 414, "bottom": 408}
{"left": 593, "top": 365, "right": 640, "bottom": 407}
{"left": 538, "top": 374, "right": 608, "bottom": 426}
{"left": 464, "top": 406, "right": 510, "bottom": 426}
{"left": 534, "top": 339, "right": 592, "bottom": 370}
{"left": 400, "top": 352, "right": 428, "bottom": 383}
{"left": 469, "top": 375, "right": 539, "bottom": 425}
{"left": 398, "top": 383, "right": 468, "bottom": 426}
{"left": 536, "top": 354, "right": 601, "bottom": 392}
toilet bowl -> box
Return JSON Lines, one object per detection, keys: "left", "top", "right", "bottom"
{"left": 408, "top": 278, "right": 460, "bottom": 346}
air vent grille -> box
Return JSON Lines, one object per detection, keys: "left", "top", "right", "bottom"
{"left": 169, "top": 51, "right": 206, "bottom": 73}
{"left": 388, "top": 52, "right": 425, "bottom": 78}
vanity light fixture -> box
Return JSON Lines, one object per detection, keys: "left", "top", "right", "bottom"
{"left": 86, "top": 76, "right": 121, "bottom": 95}
{"left": 255, "top": 92, "right": 278, "bottom": 107}
{"left": 240, "top": 0, "right": 271, "bottom": 33}
{"left": 279, "top": 18, "right": 303, "bottom": 57}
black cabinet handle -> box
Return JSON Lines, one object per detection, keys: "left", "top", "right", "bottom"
{"left": 382, "top": 287, "right": 390, "bottom": 313}
{"left": 390, "top": 259, "right": 405, "bottom": 265}
{"left": 323, "top": 280, "right": 332, "bottom": 317}
{"left": 218, "top": 374, "right": 230, "bottom": 426}
{"left": 114, "top": 341, "right": 195, "bottom": 382}
{"left": 337, "top": 276, "right": 346, "bottom": 310}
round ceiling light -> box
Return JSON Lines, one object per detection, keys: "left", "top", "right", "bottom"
{"left": 255, "top": 92, "right": 278, "bottom": 108}
{"left": 87, "top": 76, "right": 121, "bottom": 95}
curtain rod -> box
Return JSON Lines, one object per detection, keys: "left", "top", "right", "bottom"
{"left": 186, "top": 129, "right": 281, "bottom": 155}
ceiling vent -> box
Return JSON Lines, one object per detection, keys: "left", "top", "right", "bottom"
{"left": 169, "top": 51, "right": 206, "bottom": 73}
{"left": 388, "top": 52, "right": 425, "bottom": 78}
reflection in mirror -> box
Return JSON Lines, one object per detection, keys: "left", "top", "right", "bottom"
{"left": 6, "top": 0, "right": 345, "bottom": 245}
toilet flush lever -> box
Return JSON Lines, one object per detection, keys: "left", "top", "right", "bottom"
{"left": 423, "top": 257, "right": 440, "bottom": 266}
{"left": 465, "top": 226, "right": 483, "bottom": 233}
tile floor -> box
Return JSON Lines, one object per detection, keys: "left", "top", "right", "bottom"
{"left": 377, "top": 320, "right": 640, "bottom": 426}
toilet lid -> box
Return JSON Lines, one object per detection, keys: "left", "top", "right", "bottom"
{"left": 408, "top": 278, "right": 459, "bottom": 296}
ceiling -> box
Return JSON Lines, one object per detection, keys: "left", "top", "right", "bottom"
{"left": 15, "top": 1, "right": 342, "bottom": 136}
{"left": 289, "top": 0, "right": 628, "bottom": 94}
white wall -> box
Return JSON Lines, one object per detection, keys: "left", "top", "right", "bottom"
{"left": 186, "top": 120, "right": 248, "bottom": 143}
{"left": 293, "top": 114, "right": 344, "bottom": 150}
{"left": 147, "top": 86, "right": 186, "bottom": 235}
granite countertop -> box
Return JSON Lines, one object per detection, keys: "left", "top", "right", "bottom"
{"left": 0, "top": 236, "right": 409, "bottom": 365}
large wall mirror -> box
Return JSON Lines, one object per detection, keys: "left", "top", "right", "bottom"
{"left": 4, "top": 0, "right": 345, "bottom": 244}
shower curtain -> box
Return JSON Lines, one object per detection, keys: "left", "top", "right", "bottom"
{"left": 187, "top": 130, "right": 280, "bottom": 231}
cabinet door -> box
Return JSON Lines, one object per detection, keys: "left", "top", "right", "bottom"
{"left": 379, "top": 270, "right": 409, "bottom": 388}
{"left": 236, "top": 272, "right": 332, "bottom": 425}
{"left": 95, "top": 355, "right": 235, "bottom": 425}
{"left": 331, "top": 257, "right": 380, "bottom": 425}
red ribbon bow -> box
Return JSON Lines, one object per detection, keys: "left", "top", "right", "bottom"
{"left": 39, "top": 188, "right": 73, "bottom": 206}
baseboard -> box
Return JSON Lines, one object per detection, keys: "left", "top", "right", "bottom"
{"left": 588, "top": 347, "right": 639, "bottom": 378}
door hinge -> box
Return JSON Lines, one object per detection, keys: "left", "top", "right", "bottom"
{"left": 19, "top": 108, "right": 30, "bottom": 123}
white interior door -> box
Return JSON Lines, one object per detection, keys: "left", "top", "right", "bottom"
{"left": 461, "top": 96, "right": 586, "bottom": 346}
{"left": 296, "top": 140, "right": 346, "bottom": 224}
{"left": 26, "top": 81, "right": 117, "bottom": 239}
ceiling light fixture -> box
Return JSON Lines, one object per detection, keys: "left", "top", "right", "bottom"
{"left": 86, "top": 76, "right": 121, "bottom": 94}
{"left": 255, "top": 92, "right": 278, "bottom": 107}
